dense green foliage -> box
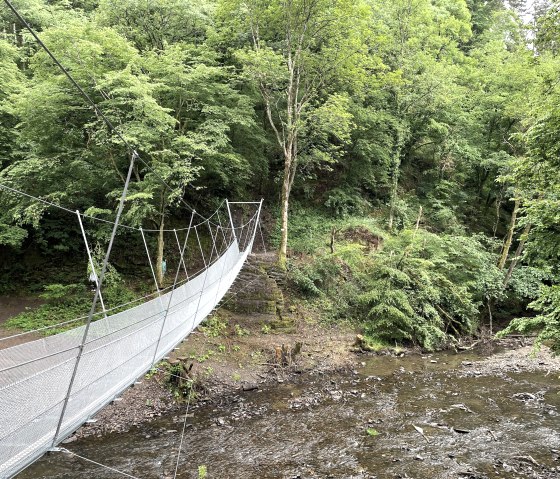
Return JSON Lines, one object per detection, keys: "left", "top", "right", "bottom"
{"left": 285, "top": 210, "right": 502, "bottom": 349}
{"left": 0, "top": 0, "right": 559, "bottom": 350}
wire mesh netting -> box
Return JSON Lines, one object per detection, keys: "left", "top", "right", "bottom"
{"left": 0, "top": 231, "right": 253, "bottom": 478}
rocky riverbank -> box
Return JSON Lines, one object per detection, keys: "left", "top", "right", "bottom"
{"left": 71, "top": 313, "right": 358, "bottom": 440}
{"left": 71, "top": 253, "right": 359, "bottom": 440}
{"left": 70, "top": 327, "right": 560, "bottom": 443}
{"left": 25, "top": 337, "right": 560, "bottom": 479}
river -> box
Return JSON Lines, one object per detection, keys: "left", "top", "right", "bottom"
{"left": 18, "top": 347, "right": 560, "bottom": 478}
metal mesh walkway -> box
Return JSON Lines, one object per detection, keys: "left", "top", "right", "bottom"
{"left": 0, "top": 205, "right": 259, "bottom": 478}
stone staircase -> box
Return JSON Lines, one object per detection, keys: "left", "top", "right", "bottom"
{"left": 223, "top": 253, "right": 293, "bottom": 329}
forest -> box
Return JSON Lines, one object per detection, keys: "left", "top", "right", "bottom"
{"left": 0, "top": 0, "right": 559, "bottom": 353}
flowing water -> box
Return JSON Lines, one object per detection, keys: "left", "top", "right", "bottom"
{"left": 19, "top": 350, "right": 560, "bottom": 478}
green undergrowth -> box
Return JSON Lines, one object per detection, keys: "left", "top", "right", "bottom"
{"left": 6, "top": 281, "right": 137, "bottom": 335}
{"left": 355, "top": 335, "right": 406, "bottom": 354}
{"left": 269, "top": 205, "right": 384, "bottom": 255}
{"left": 498, "top": 284, "right": 560, "bottom": 354}
{"left": 284, "top": 208, "right": 505, "bottom": 351}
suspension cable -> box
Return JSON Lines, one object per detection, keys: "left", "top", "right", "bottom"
{"left": 0, "top": 174, "right": 229, "bottom": 232}
{"left": 56, "top": 448, "right": 142, "bottom": 479}
{"left": 172, "top": 377, "right": 194, "bottom": 479}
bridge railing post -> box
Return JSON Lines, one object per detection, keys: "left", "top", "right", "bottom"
{"left": 51, "top": 151, "right": 137, "bottom": 447}
{"left": 250, "top": 199, "right": 264, "bottom": 254}
{"left": 225, "top": 199, "right": 238, "bottom": 245}
{"left": 150, "top": 210, "right": 195, "bottom": 367}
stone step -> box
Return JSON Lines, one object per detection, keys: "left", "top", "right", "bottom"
{"left": 223, "top": 254, "right": 286, "bottom": 316}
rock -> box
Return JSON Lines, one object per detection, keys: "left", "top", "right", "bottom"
{"left": 242, "top": 383, "right": 259, "bottom": 392}
{"left": 512, "top": 392, "right": 537, "bottom": 401}
{"left": 330, "top": 390, "right": 343, "bottom": 401}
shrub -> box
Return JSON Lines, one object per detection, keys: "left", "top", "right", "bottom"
{"left": 358, "top": 230, "right": 502, "bottom": 350}
{"left": 324, "top": 187, "right": 369, "bottom": 218}
{"left": 498, "top": 284, "right": 560, "bottom": 353}
{"left": 7, "top": 273, "right": 137, "bottom": 334}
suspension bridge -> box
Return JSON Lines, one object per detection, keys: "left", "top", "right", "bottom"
{"left": 0, "top": 0, "right": 266, "bottom": 476}
{"left": 0, "top": 198, "right": 263, "bottom": 478}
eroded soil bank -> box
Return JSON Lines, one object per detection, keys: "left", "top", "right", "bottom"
{"left": 70, "top": 312, "right": 359, "bottom": 440}
{"left": 19, "top": 342, "right": 560, "bottom": 479}
{"left": 0, "top": 296, "right": 43, "bottom": 347}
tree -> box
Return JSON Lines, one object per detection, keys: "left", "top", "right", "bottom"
{"left": 95, "top": 0, "right": 213, "bottom": 51}
{"left": 496, "top": 41, "right": 560, "bottom": 349}
{"left": 0, "top": 39, "right": 21, "bottom": 170}
{"left": 217, "top": 0, "right": 372, "bottom": 267}
{"left": 0, "top": 19, "right": 199, "bottom": 285}
{"left": 370, "top": 0, "right": 473, "bottom": 230}
{"left": 0, "top": 40, "right": 28, "bottom": 248}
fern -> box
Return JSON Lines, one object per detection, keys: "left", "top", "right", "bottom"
{"left": 358, "top": 230, "right": 499, "bottom": 350}
{"left": 498, "top": 285, "right": 560, "bottom": 353}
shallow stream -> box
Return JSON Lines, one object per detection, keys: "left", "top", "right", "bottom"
{"left": 19, "top": 349, "right": 560, "bottom": 478}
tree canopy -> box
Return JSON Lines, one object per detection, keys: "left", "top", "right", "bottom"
{"left": 1, "top": 0, "right": 560, "bottom": 351}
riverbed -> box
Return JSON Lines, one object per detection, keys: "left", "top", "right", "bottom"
{"left": 18, "top": 346, "right": 560, "bottom": 479}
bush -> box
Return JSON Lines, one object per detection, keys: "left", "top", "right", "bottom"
{"left": 498, "top": 284, "right": 560, "bottom": 353}
{"left": 280, "top": 206, "right": 504, "bottom": 350}
{"left": 270, "top": 205, "right": 382, "bottom": 256}
{"left": 7, "top": 275, "right": 137, "bottom": 334}
{"left": 288, "top": 263, "right": 322, "bottom": 296}
{"left": 357, "top": 230, "right": 502, "bottom": 350}
{"left": 324, "top": 187, "right": 370, "bottom": 218}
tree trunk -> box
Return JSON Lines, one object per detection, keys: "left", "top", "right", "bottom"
{"left": 487, "top": 299, "right": 493, "bottom": 336}
{"left": 492, "top": 193, "right": 503, "bottom": 239}
{"left": 156, "top": 216, "right": 165, "bottom": 287}
{"left": 498, "top": 198, "right": 520, "bottom": 270}
{"left": 388, "top": 151, "right": 401, "bottom": 231}
{"left": 278, "top": 153, "right": 292, "bottom": 269}
{"left": 330, "top": 227, "right": 337, "bottom": 254}
{"left": 503, "top": 223, "right": 532, "bottom": 288}
{"left": 414, "top": 205, "right": 423, "bottom": 232}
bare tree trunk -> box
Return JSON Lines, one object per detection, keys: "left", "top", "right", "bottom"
{"left": 487, "top": 299, "right": 493, "bottom": 336}
{"left": 388, "top": 151, "right": 401, "bottom": 231}
{"left": 503, "top": 223, "right": 532, "bottom": 288}
{"left": 492, "top": 194, "right": 502, "bottom": 239}
{"left": 278, "top": 147, "right": 294, "bottom": 268}
{"left": 330, "top": 227, "right": 337, "bottom": 254}
{"left": 414, "top": 205, "right": 423, "bottom": 232}
{"left": 498, "top": 198, "right": 520, "bottom": 270}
